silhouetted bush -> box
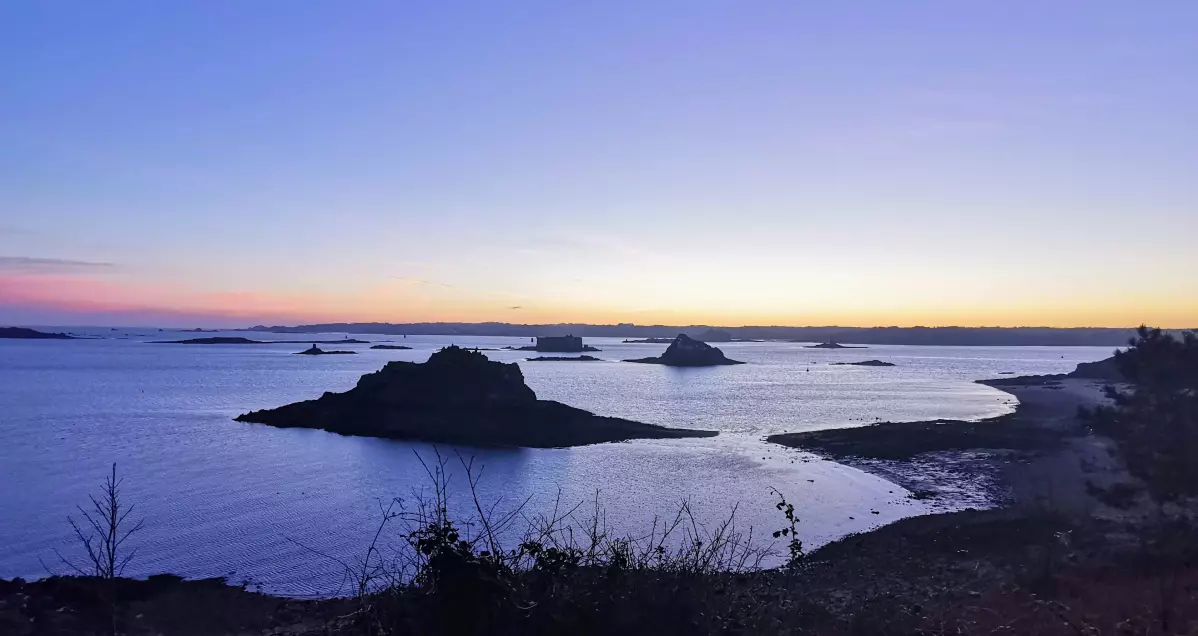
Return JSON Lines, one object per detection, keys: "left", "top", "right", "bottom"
{"left": 1083, "top": 326, "right": 1198, "bottom": 500}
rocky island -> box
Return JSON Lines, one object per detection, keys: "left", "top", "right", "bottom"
{"left": 831, "top": 360, "right": 896, "bottom": 367}
{"left": 295, "top": 345, "right": 357, "bottom": 355}
{"left": 0, "top": 327, "right": 75, "bottom": 339}
{"left": 526, "top": 355, "right": 602, "bottom": 362}
{"left": 805, "top": 341, "right": 865, "bottom": 349}
{"left": 508, "top": 335, "right": 600, "bottom": 352}
{"left": 625, "top": 334, "right": 744, "bottom": 366}
{"left": 622, "top": 337, "right": 675, "bottom": 344}
{"left": 236, "top": 346, "right": 717, "bottom": 447}
{"left": 370, "top": 344, "right": 413, "bottom": 350}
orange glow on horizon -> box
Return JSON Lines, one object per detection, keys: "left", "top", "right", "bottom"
{"left": 1, "top": 271, "right": 1195, "bottom": 329}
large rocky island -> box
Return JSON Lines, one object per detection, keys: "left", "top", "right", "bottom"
{"left": 625, "top": 334, "right": 744, "bottom": 366}
{"left": 236, "top": 346, "right": 717, "bottom": 447}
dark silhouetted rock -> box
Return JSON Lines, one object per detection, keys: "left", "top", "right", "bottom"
{"left": 153, "top": 337, "right": 265, "bottom": 344}
{"left": 625, "top": 334, "right": 744, "bottom": 367}
{"left": 831, "top": 360, "right": 896, "bottom": 367}
{"left": 236, "top": 346, "right": 717, "bottom": 447}
{"left": 295, "top": 345, "right": 357, "bottom": 355}
{"left": 0, "top": 327, "right": 75, "bottom": 340}
{"left": 526, "top": 355, "right": 602, "bottom": 362}
{"left": 370, "top": 344, "right": 413, "bottom": 350}
{"left": 805, "top": 341, "right": 865, "bottom": 349}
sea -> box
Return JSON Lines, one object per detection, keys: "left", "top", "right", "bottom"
{"left": 0, "top": 328, "right": 1113, "bottom": 596}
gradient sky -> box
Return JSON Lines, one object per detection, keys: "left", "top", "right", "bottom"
{"left": 2, "top": 1, "right": 1196, "bottom": 328}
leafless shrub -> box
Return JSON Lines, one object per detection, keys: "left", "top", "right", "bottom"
{"left": 54, "top": 463, "right": 145, "bottom": 580}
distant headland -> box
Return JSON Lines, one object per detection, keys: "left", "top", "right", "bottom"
{"left": 0, "top": 327, "right": 75, "bottom": 340}
{"left": 245, "top": 322, "right": 1160, "bottom": 346}
{"left": 153, "top": 337, "right": 370, "bottom": 345}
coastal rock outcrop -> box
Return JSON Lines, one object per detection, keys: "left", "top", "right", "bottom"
{"left": 832, "top": 360, "right": 896, "bottom": 367}
{"left": 1069, "top": 356, "right": 1123, "bottom": 382}
{"left": 625, "top": 334, "right": 744, "bottom": 367}
{"left": 986, "top": 356, "right": 1125, "bottom": 386}
{"left": 236, "top": 346, "right": 717, "bottom": 447}
{"left": 370, "top": 344, "right": 413, "bottom": 350}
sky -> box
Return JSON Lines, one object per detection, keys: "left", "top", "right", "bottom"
{"left": 1, "top": 1, "right": 1196, "bottom": 328}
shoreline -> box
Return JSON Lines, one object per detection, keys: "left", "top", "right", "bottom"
{"left": 768, "top": 375, "right": 1131, "bottom": 516}
{"left": 1, "top": 374, "right": 1169, "bottom": 633}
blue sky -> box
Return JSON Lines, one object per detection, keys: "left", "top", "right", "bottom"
{"left": 2, "top": 1, "right": 1196, "bottom": 327}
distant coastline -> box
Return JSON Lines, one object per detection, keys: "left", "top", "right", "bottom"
{"left": 245, "top": 322, "right": 1162, "bottom": 346}
{"left": 152, "top": 337, "right": 371, "bottom": 345}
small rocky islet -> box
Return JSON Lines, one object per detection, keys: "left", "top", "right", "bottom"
{"left": 236, "top": 345, "right": 717, "bottom": 448}
{"left": 294, "top": 345, "right": 356, "bottom": 355}
{"left": 625, "top": 334, "right": 744, "bottom": 366}
{"left": 805, "top": 341, "right": 866, "bottom": 349}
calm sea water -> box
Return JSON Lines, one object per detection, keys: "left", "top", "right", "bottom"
{"left": 0, "top": 329, "right": 1112, "bottom": 596}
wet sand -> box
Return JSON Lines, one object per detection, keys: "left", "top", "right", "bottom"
{"left": 768, "top": 376, "right": 1131, "bottom": 517}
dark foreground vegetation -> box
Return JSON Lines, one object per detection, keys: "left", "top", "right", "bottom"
{"left": 6, "top": 473, "right": 1197, "bottom": 635}
{"left": 6, "top": 327, "right": 1197, "bottom": 635}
